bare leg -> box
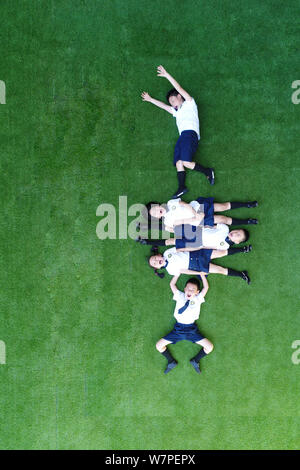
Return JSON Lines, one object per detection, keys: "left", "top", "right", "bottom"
{"left": 214, "top": 214, "right": 232, "bottom": 224}
{"left": 176, "top": 160, "right": 184, "bottom": 172}
{"left": 213, "top": 202, "right": 230, "bottom": 212}
{"left": 208, "top": 263, "right": 228, "bottom": 275}
{"left": 182, "top": 161, "right": 195, "bottom": 169}
{"left": 195, "top": 338, "right": 214, "bottom": 354}
{"left": 210, "top": 249, "right": 228, "bottom": 259}
{"left": 156, "top": 338, "right": 172, "bottom": 353}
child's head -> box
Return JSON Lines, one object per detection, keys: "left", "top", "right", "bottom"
{"left": 148, "top": 247, "right": 165, "bottom": 278}
{"left": 166, "top": 88, "right": 185, "bottom": 110}
{"left": 145, "top": 201, "right": 165, "bottom": 219}
{"left": 184, "top": 278, "right": 200, "bottom": 299}
{"left": 228, "top": 229, "right": 249, "bottom": 244}
{"left": 149, "top": 253, "right": 165, "bottom": 270}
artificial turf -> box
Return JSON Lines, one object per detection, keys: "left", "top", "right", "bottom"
{"left": 0, "top": 0, "right": 300, "bottom": 450}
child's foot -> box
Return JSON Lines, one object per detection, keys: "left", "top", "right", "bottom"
{"left": 242, "top": 245, "right": 252, "bottom": 253}
{"left": 241, "top": 271, "right": 251, "bottom": 284}
{"left": 247, "top": 201, "right": 258, "bottom": 208}
{"left": 207, "top": 168, "right": 215, "bottom": 185}
{"left": 247, "top": 218, "right": 258, "bottom": 224}
{"left": 172, "top": 187, "right": 188, "bottom": 199}
{"left": 164, "top": 360, "right": 178, "bottom": 374}
{"left": 189, "top": 359, "right": 201, "bottom": 374}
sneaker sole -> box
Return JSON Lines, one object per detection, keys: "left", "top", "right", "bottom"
{"left": 164, "top": 362, "right": 178, "bottom": 374}
{"left": 190, "top": 359, "right": 201, "bottom": 374}
{"left": 172, "top": 188, "right": 188, "bottom": 198}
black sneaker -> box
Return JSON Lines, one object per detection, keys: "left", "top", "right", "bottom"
{"left": 135, "top": 236, "right": 147, "bottom": 245}
{"left": 247, "top": 218, "right": 258, "bottom": 225}
{"left": 172, "top": 187, "right": 188, "bottom": 199}
{"left": 247, "top": 201, "right": 258, "bottom": 208}
{"left": 243, "top": 245, "right": 252, "bottom": 253}
{"left": 190, "top": 358, "right": 201, "bottom": 374}
{"left": 241, "top": 271, "right": 251, "bottom": 284}
{"left": 207, "top": 168, "right": 215, "bottom": 185}
{"left": 164, "top": 360, "right": 178, "bottom": 374}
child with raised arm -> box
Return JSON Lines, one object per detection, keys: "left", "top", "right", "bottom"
{"left": 156, "top": 275, "right": 213, "bottom": 374}
{"left": 142, "top": 65, "right": 214, "bottom": 198}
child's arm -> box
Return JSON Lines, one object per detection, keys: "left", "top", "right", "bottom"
{"left": 176, "top": 246, "right": 204, "bottom": 252}
{"left": 164, "top": 225, "right": 175, "bottom": 233}
{"left": 141, "top": 91, "right": 173, "bottom": 114}
{"left": 157, "top": 65, "right": 192, "bottom": 102}
{"left": 180, "top": 269, "right": 207, "bottom": 276}
{"left": 169, "top": 275, "right": 180, "bottom": 295}
{"left": 172, "top": 213, "right": 204, "bottom": 228}
{"left": 199, "top": 273, "right": 209, "bottom": 298}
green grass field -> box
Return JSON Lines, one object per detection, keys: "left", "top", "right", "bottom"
{"left": 0, "top": 0, "right": 300, "bottom": 450}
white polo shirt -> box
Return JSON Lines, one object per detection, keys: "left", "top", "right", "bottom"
{"left": 163, "top": 247, "right": 189, "bottom": 276}
{"left": 163, "top": 198, "right": 202, "bottom": 228}
{"left": 173, "top": 289, "right": 205, "bottom": 324}
{"left": 171, "top": 98, "right": 200, "bottom": 139}
{"left": 202, "top": 223, "right": 230, "bottom": 250}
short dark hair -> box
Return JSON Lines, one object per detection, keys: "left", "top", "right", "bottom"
{"left": 185, "top": 277, "right": 200, "bottom": 290}
{"left": 166, "top": 88, "right": 185, "bottom": 103}
{"left": 242, "top": 229, "right": 250, "bottom": 243}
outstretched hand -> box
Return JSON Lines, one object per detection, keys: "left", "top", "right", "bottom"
{"left": 141, "top": 91, "right": 152, "bottom": 102}
{"left": 157, "top": 65, "right": 168, "bottom": 78}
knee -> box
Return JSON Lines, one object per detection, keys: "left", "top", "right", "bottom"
{"left": 176, "top": 160, "right": 184, "bottom": 170}
{"left": 205, "top": 342, "right": 214, "bottom": 354}
{"left": 215, "top": 215, "right": 227, "bottom": 224}
{"left": 156, "top": 339, "right": 166, "bottom": 353}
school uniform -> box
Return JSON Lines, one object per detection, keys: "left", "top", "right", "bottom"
{"left": 175, "top": 223, "right": 231, "bottom": 250}
{"left": 196, "top": 196, "right": 214, "bottom": 226}
{"left": 202, "top": 223, "right": 231, "bottom": 249}
{"left": 163, "top": 290, "right": 205, "bottom": 344}
{"left": 163, "top": 247, "right": 212, "bottom": 275}
{"left": 171, "top": 98, "right": 200, "bottom": 165}
{"left": 163, "top": 196, "right": 214, "bottom": 229}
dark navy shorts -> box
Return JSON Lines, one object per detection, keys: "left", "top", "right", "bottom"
{"left": 163, "top": 322, "right": 205, "bottom": 344}
{"left": 188, "top": 249, "right": 213, "bottom": 273}
{"left": 175, "top": 224, "right": 203, "bottom": 250}
{"left": 196, "top": 196, "right": 214, "bottom": 226}
{"left": 173, "top": 130, "right": 199, "bottom": 166}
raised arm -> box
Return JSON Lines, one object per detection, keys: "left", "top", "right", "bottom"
{"left": 164, "top": 225, "right": 175, "bottom": 233}
{"left": 157, "top": 65, "right": 192, "bottom": 102}
{"left": 180, "top": 269, "right": 207, "bottom": 276}
{"left": 199, "top": 273, "right": 209, "bottom": 298}
{"left": 169, "top": 275, "right": 180, "bottom": 295}
{"left": 174, "top": 201, "right": 204, "bottom": 225}
{"left": 141, "top": 91, "right": 173, "bottom": 114}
